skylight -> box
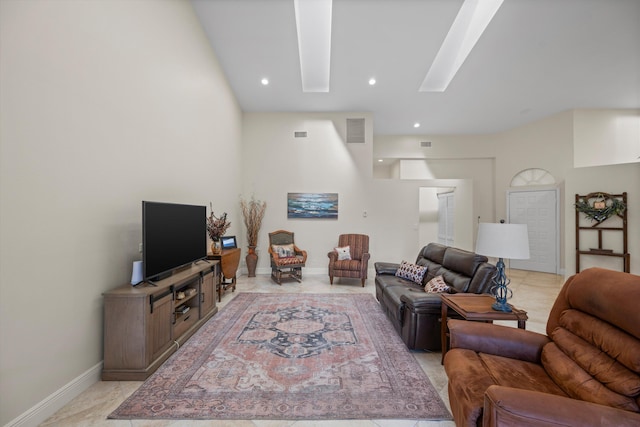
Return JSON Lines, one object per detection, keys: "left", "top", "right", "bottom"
{"left": 419, "top": 0, "right": 504, "bottom": 92}
{"left": 294, "top": 0, "right": 332, "bottom": 92}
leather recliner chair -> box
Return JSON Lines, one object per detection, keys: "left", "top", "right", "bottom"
{"left": 444, "top": 267, "right": 640, "bottom": 426}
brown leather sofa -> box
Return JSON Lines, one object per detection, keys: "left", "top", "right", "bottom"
{"left": 375, "top": 243, "right": 496, "bottom": 351}
{"left": 444, "top": 267, "right": 640, "bottom": 427}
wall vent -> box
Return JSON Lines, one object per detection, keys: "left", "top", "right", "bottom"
{"left": 420, "top": 141, "right": 432, "bottom": 147}
{"left": 294, "top": 131, "right": 308, "bottom": 138}
{"left": 346, "top": 118, "right": 365, "bottom": 143}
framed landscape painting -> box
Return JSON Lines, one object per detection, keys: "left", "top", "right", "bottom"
{"left": 287, "top": 193, "right": 338, "bottom": 219}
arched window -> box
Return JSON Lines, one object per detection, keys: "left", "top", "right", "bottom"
{"left": 510, "top": 168, "right": 555, "bottom": 186}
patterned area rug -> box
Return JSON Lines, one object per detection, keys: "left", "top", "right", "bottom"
{"left": 109, "top": 293, "right": 452, "bottom": 420}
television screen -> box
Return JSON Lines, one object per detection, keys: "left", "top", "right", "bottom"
{"left": 142, "top": 201, "right": 207, "bottom": 281}
{"left": 221, "top": 235, "right": 237, "bottom": 249}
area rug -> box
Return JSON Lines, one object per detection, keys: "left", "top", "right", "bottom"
{"left": 109, "top": 293, "right": 452, "bottom": 421}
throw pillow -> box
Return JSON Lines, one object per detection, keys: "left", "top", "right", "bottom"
{"left": 335, "top": 246, "right": 351, "bottom": 260}
{"left": 395, "top": 260, "right": 427, "bottom": 285}
{"left": 425, "top": 275, "right": 450, "bottom": 293}
{"left": 272, "top": 243, "right": 295, "bottom": 258}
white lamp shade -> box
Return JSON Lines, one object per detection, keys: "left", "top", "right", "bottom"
{"left": 476, "top": 223, "right": 530, "bottom": 260}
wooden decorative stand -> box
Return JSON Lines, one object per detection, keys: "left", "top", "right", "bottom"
{"left": 575, "top": 192, "right": 629, "bottom": 273}
{"left": 102, "top": 261, "right": 219, "bottom": 381}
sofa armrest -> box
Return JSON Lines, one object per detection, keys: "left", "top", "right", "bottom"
{"left": 448, "top": 319, "right": 549, "bottom": 363}
{"left": 400, "top": 290, "right": 442, "bottom": 311}
{"left": 484, "top": 385, "right": 640, "bottom": 427}
{"left": 374, "top": 262, "right": 399, "bottom": 276}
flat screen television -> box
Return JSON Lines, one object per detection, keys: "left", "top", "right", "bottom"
{"left": 142, "top": 201, "right": 207, "bottom": 282}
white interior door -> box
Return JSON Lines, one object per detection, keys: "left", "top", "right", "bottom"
{"left": 507, "top": 188, "right": 559, "bottom": 273}
{"left": 438, "top": 192, "right": 455, "bottom": 246}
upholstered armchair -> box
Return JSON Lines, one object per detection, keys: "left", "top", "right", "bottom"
{"left": 268, "top": 230, "right": 307, "bottom": 284}
{"left": 328, "top": 234, "right": 370, "bottom": 287}
{"left": 444, "top": 267, "right": 640, "bottom": 427}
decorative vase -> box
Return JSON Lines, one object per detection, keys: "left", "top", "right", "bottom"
{"left": 246, "top": 245, "right": 258, "bottom": 277}
{"left": 211, "top": 239, "right": 222, "bottom": 255}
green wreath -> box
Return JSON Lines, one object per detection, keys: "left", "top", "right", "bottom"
{"left": 575, "top": 193, "right": 626, "bottom": 222}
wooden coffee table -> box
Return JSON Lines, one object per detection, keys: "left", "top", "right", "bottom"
{"left": 440, "top": 293, "right": 528, "bottom": 363}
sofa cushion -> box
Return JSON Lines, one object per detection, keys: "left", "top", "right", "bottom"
{"left": 542, "top": 342, "right": 640, "bottom": 412}
{"left": 442, "top": 270, "right": 472, "bottom": 292}
{"left": 420, "top": 261, "right": 446, "bottom": 285}
{"left": 558, "top": 309, "right": 640, "bottom": 373}
{"left": 467, "top": 263, "right": 497, "bottom": 294}
{"left": 442, "top": 247, "right": 488, "bottom": 277}
{"left": 418, "top": 243, "right": 447, "bottom": 265}
{"left": 549, "top": 267, "right": 640, "bottom": 341}
{"left": 333, "top": 259, "right": 361, "bottom": 271}
{"left": 479, "top": 352, "right": 567, "bottom": 397}
{"left": 395, "top": 260, "right": 427, "bottom": 285}
{"left": 551, "top": 325, "right": 640, "bottom": 396}
{"left": 275, "top": 255, "right": 305, "bottom": 266}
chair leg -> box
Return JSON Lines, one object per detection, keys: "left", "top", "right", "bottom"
{"left": 361, "top": 278, "right": 365, "bottom": 287}
{"left": 271, "top": 268, "right": 282, "bottom": 285}
{"left": 330, "top": 276, "right": 333, "bottom": 285}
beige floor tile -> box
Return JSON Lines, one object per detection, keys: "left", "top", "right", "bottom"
{"left": 42, "top": 270, "right": 563, "bottom": 426}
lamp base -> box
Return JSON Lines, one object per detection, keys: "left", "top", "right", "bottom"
{"left": 492, "top": 300, "right": 512, "bottom": 312}
{"left": 490, "top": 257, "right": 513, "bottom": 312}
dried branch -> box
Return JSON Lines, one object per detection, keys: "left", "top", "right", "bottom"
{"left": 240, "top": 196, "right": 266, "bottom": 247}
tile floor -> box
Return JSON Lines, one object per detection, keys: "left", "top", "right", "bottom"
{"left": 41, "top": 269, "right": 565, "bottom": 427}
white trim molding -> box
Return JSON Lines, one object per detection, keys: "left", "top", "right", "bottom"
{"left": 4, "top": 363, "right": 102, "bottom": 427}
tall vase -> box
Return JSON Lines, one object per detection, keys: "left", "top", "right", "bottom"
{"left": 246, "top": 245, "right": 258, "bottom": 277}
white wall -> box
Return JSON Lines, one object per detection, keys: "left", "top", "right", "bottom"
{"left": 375, "top": 110, "right": 639, "bottom": 275}
{"left": 241, "top": 112, "right": 469, "bottom": 273}
{"left": 573, "top": 109, "right": 640, "bottom": 167}
{"left": 0, "top": 1, "right": 242, "bottom": 425}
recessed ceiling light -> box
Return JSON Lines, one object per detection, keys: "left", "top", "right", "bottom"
{"left": 378, "top": 159, "right": 384, "bottom": 162}
{"left": 261, "top": 78, "right": 269, "bottom": 86}
{"left": 419, "top": 0, "right": 504, "bottom": 92}
{"left": 368, "top": 78, "right": 376, "bottom": 86}
{"left": 414, "top": 122, "right": 421, "bottom": 128}
{"left": 294, "top": 0, "right": 332, "bottom": 92}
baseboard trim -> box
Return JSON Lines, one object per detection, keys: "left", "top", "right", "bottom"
{"left": 4, "top": 362, "right": 102, "bottom": 427}
{"left": 240, "top": 268, "right": 376, "bottom": 277}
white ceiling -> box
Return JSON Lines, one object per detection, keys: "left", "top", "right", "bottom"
{"left": 191, "top": 0, "right": 640, "bottom": 135}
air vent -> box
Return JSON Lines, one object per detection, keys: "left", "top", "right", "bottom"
{"left": 420, "top": 141, "right": 432, "bottom": 147}
{"left": 346, "top": 118, "right": 365, "bottom": 143}
{"left": 294, "top": 131, "right": 308, "bottom": 138}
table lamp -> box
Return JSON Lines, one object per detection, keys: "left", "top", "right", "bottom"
{"left": 475, "top": 221, "right": 530, "bottom": 312}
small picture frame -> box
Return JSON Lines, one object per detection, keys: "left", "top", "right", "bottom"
{"left": 221, "top": 236, "right": 237, "bottom": 249}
